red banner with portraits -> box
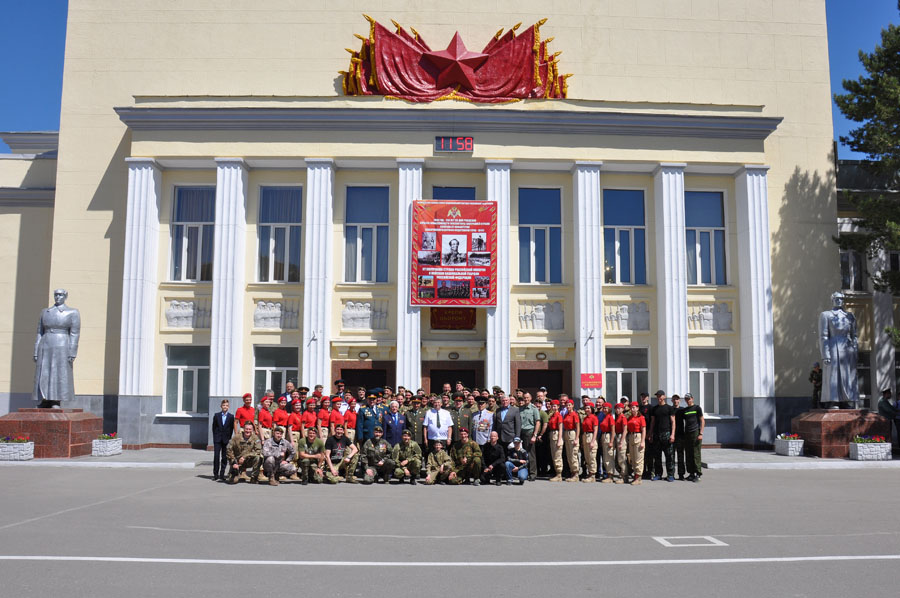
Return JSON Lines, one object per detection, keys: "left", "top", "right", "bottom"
{"left": 411, "top": 200, "right": 497, "bottom": 307}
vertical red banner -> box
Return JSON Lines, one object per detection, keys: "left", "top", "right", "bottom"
{"left": 410, "top": 200, "right": 497, "bottom": 307}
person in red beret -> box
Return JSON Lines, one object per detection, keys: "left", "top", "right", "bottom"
{"left": 235, "top": 393, "right": 256, "bottom": 433}
{"left": 317, "top": 396, "right": 332, "bottom": 441}
{"left": 256, "top": 396, "right": 274, "bottom": 444}
{"left": 597, "top": 402, "right": 616, "bottom": 482}
{"left": 626, "top": 401, "right": 647, "bottom": 485}
{"left": 343, "top": 398, "right": 358, "bottom": 445}
{"left": 613, "top": 401, "right": 628, "bottom": 483}
{"left": 561, "top": 397, "right": 581, "bottom": 482}
{"left": 287, "top": 399, "right": 304, "bottom": 447}
{"left": 580, "top": 401, "right": 599, "bottom": 482}
{"left": 300, "top": 399, "right": 318, "bottom": 437}
{"left": 328, "top": 396, "right": 345, "bottom": 437}
{"left": 547, "top": 399, "right": 564, "bottom": 482}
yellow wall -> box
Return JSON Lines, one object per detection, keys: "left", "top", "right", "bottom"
{"left": 49, "top": 0, "right": 835, "bottom": 396}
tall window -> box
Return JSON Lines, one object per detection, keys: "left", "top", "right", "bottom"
{"left": 858, "top": 350, "right": 871, "bottom": 398}
{"left": 253, "top": 347, "right": 299, "bottom": 399}
{"left": 171, "top": 187, "right": 215, "bottom": 281}
{"left": 433, "top": 186, "right": 476, "bottom": 201}
{"left": 165, "top": 346, "right": 210, "bottom": 413}
{"left": 685, "top": 191, "right": 726, "bottom": 285}
{"left": 840, "top": 249, "right": 866, "bottom": 291}
{"left": 258, "top": 187, "right": 302, "bottom": 283}
{"left": 688, "top": 348, "right": 731, "bottom": 415}
{"left": 605, "top": 348, "right": 649, "bottom": 401}
{"left": 518, "top": 188, "right": 562, "bottom": 284}
{"left": 603, "top": 189, "right": 646, "bottom": 284}
{"left": 345, "top": 187, "right": 389, "bottom": 283}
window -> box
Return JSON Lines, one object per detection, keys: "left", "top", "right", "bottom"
{"left": 603, "top": 189, "right": 646, "bottom": 284}
{"left": 258, "top": 187, "right": 302, "bottom": 283}
{"left": 840, "top": 249, "right": 866, "bottom": 291}
{"left": 688, "top": 348, "right": 731, "bottom": 415}
{"left": 164, "top": 346, "right": 210, "bottom": 413}
{"left": 858, "top": 350, "right": 871, "bottom": 398}
{"left": 518, "top": 188, "right": 562, "bottom": 284}
{"left": 605, "top": 348, "right": 649, "bottom": 401}
{"left": 253, "top": 347, "right": 299, "bottom": 399}
{"left": 685, "top": 191, "right": 726, "bottom": 285}
{"left": 433, "top": 186, "right": 476, "bottom": 201}
{"left": 345, "top": 187, "right": 389, "bottom": 283}
{"left": 171, "top": 187, "right": 215, "bottom": 281}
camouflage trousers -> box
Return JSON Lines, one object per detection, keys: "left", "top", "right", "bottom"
{"left": 297, "top": 459, "right": 325, "bottom": 483}
{"left": 324, "top": 454, "right": 360, "bottom": 483}
{"left": 449, "top": 459, "right": 482, "bottom": 484}
{"left": 392, "top": 460, "right": 421, "bottom": 480}
{"left": 363, "top": 460, "right": 394, "bottom": 483}
{"left": 229, "top": 455, "right": 261, "bottom": 481}
{"left": 263, "top": 456, "right": 297, "bottom": 478}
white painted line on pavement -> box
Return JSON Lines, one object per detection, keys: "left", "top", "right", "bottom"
{"left": 653, "top": 536, "right": 728, "bottom": 548}
{"left": 1, "top": 554, "right": 900, "bottom": 567}
{"left": 707, "top": 461, "right": 900, "bottom": 469}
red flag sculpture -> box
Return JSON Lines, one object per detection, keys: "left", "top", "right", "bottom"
{"left": 341, "top": 17, "right": 571, "bottom": 103}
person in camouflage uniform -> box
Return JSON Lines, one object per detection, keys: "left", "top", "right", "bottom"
{"left": 449, "top": 426, "right": 482, "bottom": 485}
{"left": 391, "top": 428, "right": 422, "bottom": 484}
{"left": 295, "top": 426, "right": 326, "bottom": 485}
{"left": 261, "top": 426, "right": 296, "bottom": 486}
{"left": 361, "top": 425, "right": 394, "bottom": 484}
{"left": 424, "top": 439, "right": 453, "bottom": 485}
{"left": 226, "top": 422, "right": 262, "bottom": 484}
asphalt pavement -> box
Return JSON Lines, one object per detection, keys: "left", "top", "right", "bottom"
{"left": 1, "top": 461, "right": 898, "bottom": 598}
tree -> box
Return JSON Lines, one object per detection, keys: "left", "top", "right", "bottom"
{"left": 833, "top": 3, "right": 900, "bottom": 343}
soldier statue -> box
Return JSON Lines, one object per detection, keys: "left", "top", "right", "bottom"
{"left": 33, "top": 289, "right": 81, "bottom": 408}
{"left": 818, "top": 291, "right": 859, "bottom": 408}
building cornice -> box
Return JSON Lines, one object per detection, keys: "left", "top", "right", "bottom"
{"left": 114, "top": 106, "right": 781, "bottom": 140}
{"left": 0, "top": 187, "right": 55, "bottom": 208}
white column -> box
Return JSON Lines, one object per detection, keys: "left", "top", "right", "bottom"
{"left": 486, "top": 160, "right": 512, "bottom": 392}
{"left": 654, "top": 163, "right": 689, "bottom": 394}
{"left": 396, "top": 159, "right": 423, "bottom": 390}
{"left": 872, "top": 250, "right": 895, "bottom": 408}
{"left": 573, "top": 162, "right": 603, "bottom": 397}
{"left": 209, "top": 158, "right": 248, "bottom": 398}
{"left": 302, "top": 159, "right": 335, "bottom": 388}
{"left": 735, "top": 166, "right": 775, "bottom": 398}
{"left": 119, "top": 158, "right": 161, "bottom": 396}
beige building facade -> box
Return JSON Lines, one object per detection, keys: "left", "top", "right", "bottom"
{"left": 1, "top": 0, "right": 840, "bottom": 448}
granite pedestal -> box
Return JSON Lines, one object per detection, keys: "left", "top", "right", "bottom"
{"left": 0, "top": 408, "right": 103, "bottom": 458}
{"left": 791, "top": 409, "right": 891, "bottom": 458}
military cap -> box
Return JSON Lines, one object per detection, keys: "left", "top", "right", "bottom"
{"left": 476, "top": 396, "right": 488, "bottom": 403}
{"left": 374, "top": 425, "right": 383, "bottom": 432}
{"left": 402, "top": 429, "right": 411, "bottom": 436}
{"left": 299, "top": 386, "right": 309, "bottom": 393}
{"left": 334, "top": 379, "right": 345, "bottom": 385}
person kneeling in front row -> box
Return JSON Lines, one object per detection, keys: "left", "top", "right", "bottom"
{"left": 391, "top": 429, "right": 422, "bottom": 484}
{"left": 228, "top": 422, "right": 262, "bottom": 484}
{"left": 324, "top": 424, "right": 359, "bottom": 484}
{"left": 262, "top": 426, "right": 297, "bottom": 486}
{"left": 505, "top": 437, "right": 528, "bottom": 485}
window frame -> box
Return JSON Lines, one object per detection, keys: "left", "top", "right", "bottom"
{"left": 164, "top": 345, "right": 210, "bottom": 414}
{"left": 688, "top": 347, "right": 733, "bottom": 416}
{"left": 602, "top": 187, "right": 648, "bottom": 285}
{"left": 343, "top": 184, "right": 390, "bottom": 284}
{"left": 684, "top": 189, "right": 729, "bottom": 287}
{"left": 517, "top": 186, "right": 564, "bottom": 285}
{"left": 604, "top": 347, "right": 650, "bottom": 401}
{"left": 170, "top": 186, "right": 216, "bottom": 283}
{"left": 839, "top": 248, "right": 867, "bottom": 292}
{"left": 256, "top": 185, "right": 303, "bottom": 284}
{"left": 252, "top": 345, "right": 299, "bottom": 399}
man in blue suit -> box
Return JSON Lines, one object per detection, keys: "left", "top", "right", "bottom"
{"left": 211, "top": 399, "right": 235, "bottom": 481}
{"left": 382, "top": 400, "right": 407, "bottom": 446}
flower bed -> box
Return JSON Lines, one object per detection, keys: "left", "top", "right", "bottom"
{"left": 775, "top": 434, "right": 804, "bottom": 456}
{"left": 849, "top": 436, "right": 891, "bottom": 461}
{"left": 0, "top": 436, "right": 34, "bottom": 461}
{"left": 92, "top": 432, "right": 122, "bottom": 457}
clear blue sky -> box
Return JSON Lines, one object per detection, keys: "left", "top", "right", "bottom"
{"left": 0, "top": 0, "right": 897, "bottom": 157}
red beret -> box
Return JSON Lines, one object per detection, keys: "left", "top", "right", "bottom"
{"left": 242, "top": 393, "right": 252, "bottom": 399}
{"left": 551, "top": 400, "right": 560, "bottom": 406}
{"left": 630, "top": 401, "right": 639, "bottom": 407}
{"left": 348, "top": 398, "right": 356, "bottom": 403}
{"left": 306, "top": 398, "right": 317, "bottom": 406}
{"left": 584, "top": 401, "right": 594, "bottom": 408}
{"left": 604, "top": 402, "right": 613, "bottom": 409}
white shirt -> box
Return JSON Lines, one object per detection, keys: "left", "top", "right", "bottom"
{"left": 423, "top": 408, "right": 452, "bottom": 440}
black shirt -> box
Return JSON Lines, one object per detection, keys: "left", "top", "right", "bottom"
{"left": 325, "top": 436, "right": 352, "bottom": 463}
{"left": 651, "top": 404, "right": 674, "bottom": 435}
{"left": 482, "top": 442, "right": 506, "bottom": 469}
{"left": 674, "top": 407, "right": 686, "bottom": 438}
{"left": 682, "top": 404, "right": 704, "bottom": 433}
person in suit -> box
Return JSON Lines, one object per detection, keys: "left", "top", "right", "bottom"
{"left": 382, "top": 400, "right": 407, "bottom": 446}
{"left": 211, "top": 399, "right": 235, "bottom": 481}
{"left": 493, "top": 391, "right": 521, "bottom": 447}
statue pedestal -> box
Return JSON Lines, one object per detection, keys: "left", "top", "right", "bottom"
{"left": 791, "top": 409, "right": 890, "bottom": 458}
{"left": 0, "top": 408, "right": 103, "bottom": 458}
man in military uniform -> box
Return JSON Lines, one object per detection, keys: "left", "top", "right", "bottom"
{"left": 424, "top": 439, "right": 453, "bottom": 485}
{"left": 356, "top": 396, "right": 379, "bottom": 448}
{"left": 324, "top": 424, "right": 359, "bottom": 484}
{"left": 391, "top": 429, "right": 422, "bottom": 484}
{"left": 295, "top": 427, "right": 326, "bottom": 485}
{"left": 449, "top": 427, "right": 482, "bottom": 485}
{"left": 262, "top": 426, "right": 297, "bottom": 486}
{"left": 518, "top": 392, "right": 541, "bottom": 481}
{"left": 406, "top": 395, "right": 427, "bottom": 447}
{"left": 226, "top": 422, "right": 262, "bottom": 484}
{"left": 361, "top": 425, "right": 394, "bottom": 484}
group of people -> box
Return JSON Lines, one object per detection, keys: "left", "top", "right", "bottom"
{"left": 210, "top": 379, "right": 705, "bottom": 487}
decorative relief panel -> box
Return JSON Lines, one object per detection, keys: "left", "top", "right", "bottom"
{"left": 603, "top": 301, "right": 650, "bottom": 332}
{"left": 341, "top": 299, "right": 389, "bottom": 331}
{"left": 687, "top": 302, "right": 733, "bottom": 332}
{"left": 165, "top": 298, "right": 211, "bottom": 329}
{"left": 518, "top": 301, "right": 565, "bottom": 331}
{"left": 253, "top": 300, "right": 300, "bottom": 330}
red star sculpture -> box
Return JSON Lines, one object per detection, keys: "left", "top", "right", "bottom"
{"left": 423, "top": 32, "right": 489, "bottom": 90}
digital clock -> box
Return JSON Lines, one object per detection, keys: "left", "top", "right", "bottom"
{"left": 434, "top": 136, "right": 474, "bottom": 152}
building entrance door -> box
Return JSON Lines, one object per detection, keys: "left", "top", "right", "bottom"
{"left": 421, "top": 361, "right": 484, "bottom": 394}
{"left": 511, "top": 361, "right": 572, "bottom": 398}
